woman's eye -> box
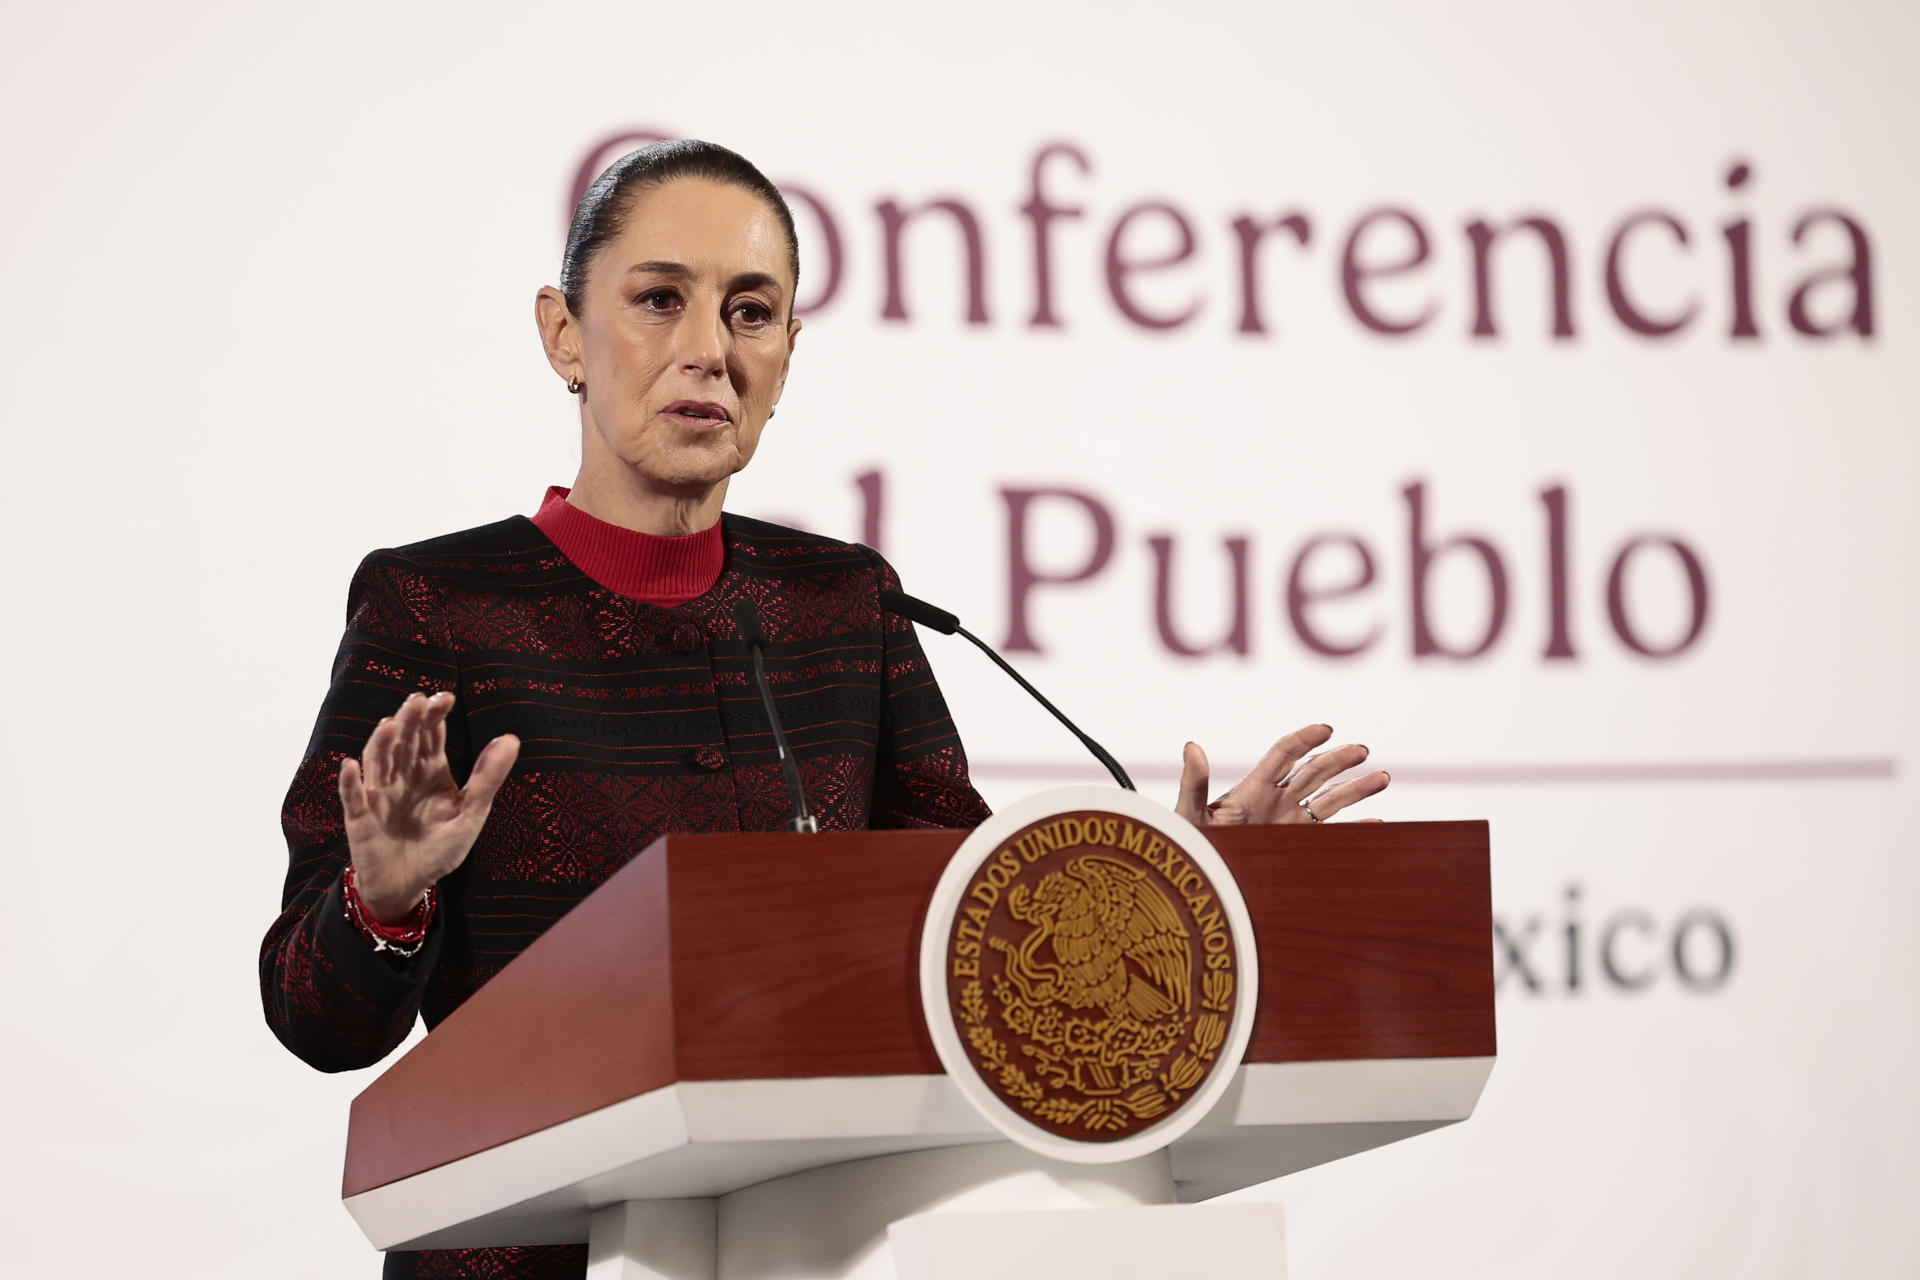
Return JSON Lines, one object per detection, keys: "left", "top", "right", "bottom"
{"left": 731, "top": 302, "right": 773, "bottom": 328}
{"left": 639, "top": 288, "right": 681, "bottom": 310}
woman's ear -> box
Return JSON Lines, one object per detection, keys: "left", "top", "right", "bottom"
{"left": 534, "top": 286, "right": 584, "bottom": 387}
{"left": 773, "top": 316, "right": 802, "bottom": 405}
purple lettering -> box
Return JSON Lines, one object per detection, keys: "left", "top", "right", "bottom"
{"left": 1541, "top": 485, "right": 1575, "bottom": 660}
{"left": 1233, "top": 211, "right": 1313, "bottom": 335}
{"left": 1285, "top": 535, "right": 1380, "bottom": 657}
{"left": 1342, "top": 208, "right": 1437, "bottom": 335}
{"left": 1002, "top": 487, "right": 1117, "bottom": 653}
{"left": 1607, "top": 536, "right": 1710, "bottom": 658}
{"left": 1021, "top": 142, "right": 1092, "bottom": 328}
{"left": 1466, "top": 215, "right": 1575, "bottom": 339}
{"left": 1149, "top": 534, "right": 1251, "bottom": 658}
{"left": 1604, "top": 211, "right": 1697, "bottom": 337}
{"left": 876, "top": 197, "right": 990, "bottom": 325}
{"left": 1407, "top": 480, "right": 1509, "bottom": 659}
{"left": 854, "top": 468, "right": 885, "bottom": 555}
{"left": 1722, "top": 161, "right": 1759, "bottom": 340}
{"left": 1788, "top": 210, "right": 1875, "bottom": 338}
{"left": 780, "top": 183, "right": 844, "bottom": 317}
{"left": 1105, "top": 201, "right": 1201, "bottom": 330}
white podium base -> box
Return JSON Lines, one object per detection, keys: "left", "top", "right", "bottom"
{"left": 587, "top": 1142, "right": 1285, "bottom": 1280}
{"left": 587, "top": 1199, "right": 717, "bottom": 1280}
{"left": 890, "top": 1202, "right": 1287, "bottom": 1280}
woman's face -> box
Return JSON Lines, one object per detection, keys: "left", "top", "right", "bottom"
{"left": 560, "top": 177, "right": 798, "bottom": 497}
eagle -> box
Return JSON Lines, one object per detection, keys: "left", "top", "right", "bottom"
{"left": 992, "top": 855, "right": 1192, "bottom": 1022}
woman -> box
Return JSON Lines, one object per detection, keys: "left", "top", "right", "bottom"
{"left": 260, "top": 139, "right": 1387, "bottom": 1280}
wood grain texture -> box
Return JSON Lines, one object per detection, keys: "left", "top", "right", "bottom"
{"left": 343, "top": 820, "right": 1492, "bottom": 1195}
{"left": 665, "top": 830, "right": 958, "bottom": 1081}
{"left": 1213, "top": 822, "right": 1496, "bottom": 1063}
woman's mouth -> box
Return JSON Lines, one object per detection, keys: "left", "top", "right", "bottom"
{"left": 662, "top": 400, "right": 732, "bottom": 427}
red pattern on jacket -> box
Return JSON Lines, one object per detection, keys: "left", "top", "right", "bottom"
{"left": 260, "top": 512, "right": 991, "bottom": 1279}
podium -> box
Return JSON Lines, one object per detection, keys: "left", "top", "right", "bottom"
{"left": 342, "top": 821, "right": 1493, "bottom": 1278}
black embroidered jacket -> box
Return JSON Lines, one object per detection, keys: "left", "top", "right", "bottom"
{"left": 260, "top": 513, "right": 991, "bottom": 1280}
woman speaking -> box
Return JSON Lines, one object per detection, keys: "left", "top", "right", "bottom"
{"left": 259, "top": 139, "right": 1388, "bottom": 1280}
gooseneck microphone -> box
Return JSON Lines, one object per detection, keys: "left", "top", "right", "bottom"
{"left": 733, "top": 600, "right": 819, "bottom": 833}
{"left": 880, "top": 588, "right": 1137, "bottom": 792}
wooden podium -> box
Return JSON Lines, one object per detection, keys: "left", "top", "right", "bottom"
{"left": 342, "top": 821, "right": 1493, "bottom": 1278}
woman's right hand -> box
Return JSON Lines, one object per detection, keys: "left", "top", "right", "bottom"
{"left": 338, "top": 691, "right": 520, "bottom": 925}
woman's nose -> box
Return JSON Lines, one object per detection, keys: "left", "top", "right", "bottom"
{"left": 675, "top": 300, "right": 728, "bottom": 377}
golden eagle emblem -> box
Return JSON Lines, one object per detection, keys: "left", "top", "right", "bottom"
{"left": 998, "top": 855, "right": 1191, "bottom": 1024}
{"left": 947, "top": 814, "right": 1239, "bottom": 1140}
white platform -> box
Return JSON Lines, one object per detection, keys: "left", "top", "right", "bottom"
{"left": 347, "top": 1055, "right": 1492, "bottom": 1252}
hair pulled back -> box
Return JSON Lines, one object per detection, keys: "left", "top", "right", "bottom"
{"left": 559, "top": 139, "right": 800, "bottom": 319}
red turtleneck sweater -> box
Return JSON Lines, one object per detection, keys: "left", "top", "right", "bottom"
{"left": 528, "top": 484, "right": 726, "bottom": 604}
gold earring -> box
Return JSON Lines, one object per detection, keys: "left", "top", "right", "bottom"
{"left": 566, "top": 375, "right": 583, "bottom": 395}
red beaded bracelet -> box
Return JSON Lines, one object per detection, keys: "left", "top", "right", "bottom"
{"left": 343, "top": 865, "right": 437, "bottom": 957}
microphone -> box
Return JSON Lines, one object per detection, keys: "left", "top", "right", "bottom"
{"left": 733, "top": 600, "right": 819, "bottom": 833}
{"left": 880, "top": 588, "right": 1136, "bottom": 792}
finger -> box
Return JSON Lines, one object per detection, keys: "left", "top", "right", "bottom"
{"left": 1303, "top": 770, "right": 1390, "bottom": 819}
{"left": 1174, "top": 741, "right": 1211, "bottom": 824}
{"left": 402, "top": 688, "right": 430, "bottom": 743}
{"left": 1240, "top": 723, "right": 1334, "bottom": 794}
{"left": 461, "top": 734, "right": 522, "bottom": 813}
{"left": 421, "top": 691, "right": 451, "bottom": 767}
{"left": 338, "top": 756, "right": 369, "bottom": 822}
{"left": 1281, "top": 743, "right": 1371, "bottom": 803}
{"left": 362, "top": 715, "right": 398, "bottom": 791}
{"left": 385, "top": 703, "right": 416, "bottom": 792}
{"left": 392, "top": 692, "right": 429, "bottom": 781}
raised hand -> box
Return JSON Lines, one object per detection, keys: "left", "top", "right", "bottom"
{"left": 1174, "top": 723, "right": 1389, "bottom": 827}
{"left": 337, "top": 691, "right": 520, "bottom": 924}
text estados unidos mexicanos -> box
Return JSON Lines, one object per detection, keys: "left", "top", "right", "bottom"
{"left": 949, "top": 818, "right": 1231, "bottom": 978}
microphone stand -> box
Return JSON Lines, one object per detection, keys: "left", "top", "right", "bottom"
{"left": 881, "top": 588, "right": 1136, "bottom": 792}
{"left": 734, "top": 601, "right": 819, "bottom": 833}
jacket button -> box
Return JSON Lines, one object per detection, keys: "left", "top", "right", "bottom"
{"left": 689, "top": 745, "right": 727, "bottom": 771}
{"left": 669, "top": 624, "right": 705, "bottom": 654}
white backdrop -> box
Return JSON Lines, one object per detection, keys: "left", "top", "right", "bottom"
{"left": 2, "top": 2, "right": 1915, "bottom": 1276}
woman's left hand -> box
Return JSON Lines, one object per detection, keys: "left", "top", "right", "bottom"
{"left": 1174, "top": 723, "right": 1389, "bottom": 826}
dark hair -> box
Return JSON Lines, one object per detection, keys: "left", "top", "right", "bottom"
{"left": 559, "top": 139, "right": 800, "bottom": 319}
